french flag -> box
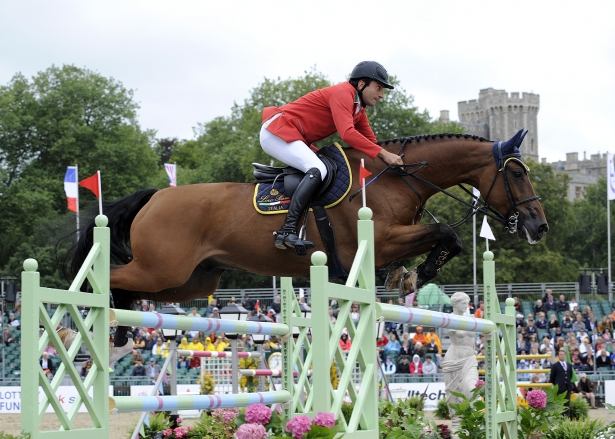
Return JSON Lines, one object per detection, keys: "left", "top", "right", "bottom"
{"left": 64, "top": 166, "right": 78, "bottom": 212}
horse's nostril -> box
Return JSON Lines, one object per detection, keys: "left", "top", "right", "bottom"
{"left": 538, "top": 223, "right": 549, "bottom": 237}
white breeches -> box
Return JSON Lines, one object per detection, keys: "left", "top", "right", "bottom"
{"left": 260, "top": 114, "right": 327, "bottom": 180}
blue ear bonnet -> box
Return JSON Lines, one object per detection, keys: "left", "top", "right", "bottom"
{"left": 493, "top": 129, "right": 529, "bottom": 170}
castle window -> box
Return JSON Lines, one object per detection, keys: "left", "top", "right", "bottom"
{"left": 575, "top": 186, "right": 583, "bottom": 200}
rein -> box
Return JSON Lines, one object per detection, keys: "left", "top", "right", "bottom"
{"left": 348, "top": 140, "right": 540, "bottom": 232}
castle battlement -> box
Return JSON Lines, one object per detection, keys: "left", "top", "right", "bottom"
{"left": 457, "top": 87, "right": 540, "bottom": 162}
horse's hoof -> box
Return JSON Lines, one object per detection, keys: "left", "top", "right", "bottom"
{"left": 399, "top": 269, "right": 418, "bottom": 296}
{"left": 385, "top": 266, "right": 408, "bottom": 291}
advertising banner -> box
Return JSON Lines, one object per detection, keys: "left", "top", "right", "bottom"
{"left": 605, "top": 380, "right": 615, "bottom": 406}
{"left": 386, "top": 382, "right": 446, "bottom": 410}
{"left": 0, "top": 386, "right": 113, "bottom": 414}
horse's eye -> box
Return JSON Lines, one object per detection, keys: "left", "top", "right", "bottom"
{"left": 512, "top": 170, "right": 523, "bottom": 179}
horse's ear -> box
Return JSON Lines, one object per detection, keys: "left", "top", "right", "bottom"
{"left": 502, "top": 129, "right": 525, "bottom": 153}
{"left": 517, "top": 130, "right": 528, "bottom": 147}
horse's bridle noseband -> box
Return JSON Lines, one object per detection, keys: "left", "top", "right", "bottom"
{"left": 349, "top": 139, "right": 540, "bottom": 232}
{"left": 483, "top": 141, "right": 540, "bottom": 233}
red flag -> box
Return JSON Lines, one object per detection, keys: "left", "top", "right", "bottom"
{"left": 79, "top": 173, "right": 100, "bottom": 198}
{"left": 359, "top": 162, "right": 372, "bottom": 187}
{"left": 254, "top": 300, "right": 260, "bottom": 313}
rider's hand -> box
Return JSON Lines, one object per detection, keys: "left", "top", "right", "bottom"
{"left": 378, "top": 149, "right": 404, "bottom": 166}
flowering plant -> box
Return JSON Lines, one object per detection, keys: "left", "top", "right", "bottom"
{"left": 137, "top": 413, "right": 191, "bottom": 439}
{"left": 517, "top": 387, "right": 566, "bottom": 439}
{"left": 188, "top": 408, "right": 240, "bottom": 439}
{"left": 594, "top": 422, "right": 615, "bottom": 439}
{"left": 278, "top": 413, "right": 342, "bottom": 439}
{"left": 235, "top": 406, "right": 341, "bottom": 439}
{"left": 234, "top": 403, "right": 285, "bottom": 437}
{"left": 198, "top": 371, "right": 215, "bottom": 395}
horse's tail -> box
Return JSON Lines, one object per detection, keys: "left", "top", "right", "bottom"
{"left": 69, "top": 188, "right": 158, "bottom": 279}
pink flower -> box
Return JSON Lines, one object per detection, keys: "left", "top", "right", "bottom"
{"left": 313, "top": 412, "right": 336, "bottom": 428}
{"left": 526, "top": 389, "right": 547, "bottom": 409}
{"left": 213, "top": 408, "right": 240, "bottom": 424}
{"left": 475, "top": 380, "right": 485, "bottom": 388}
{"left": 176, "top": 417, "right": 183, "bottom": 424}
{"left": 245, "top": 403, "right": 272, "bottom": 425}
{"left": 234, "top": 423, "right": 268, "bottom": 439}
{"left": 286, "top": 416, "right": 312, "bottom": 439}
{"left": 162, "top": 429, "right": 173, "bottom": 437}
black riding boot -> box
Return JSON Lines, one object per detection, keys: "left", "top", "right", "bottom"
{"left": 274, "top": 168, "right": 322, "bottom": 255}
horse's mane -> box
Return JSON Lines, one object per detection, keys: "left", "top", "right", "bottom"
{"left": 376, "top": 133, "right": 490, "bottom": 146}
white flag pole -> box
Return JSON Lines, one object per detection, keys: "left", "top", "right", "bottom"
{"left": 472, "top": 188, "right": 480, "bottom": 304}
{"left": 608, "top": 153, "right": 615, "bottom": 301}
{"left": 97, "top": 170, "right": 103, "bottom": 216}
{"left": 76, "top": 164, "right": 80, "bottom": 242}
{"left": 361, "top": 159, "right": 367, "bottom": 209}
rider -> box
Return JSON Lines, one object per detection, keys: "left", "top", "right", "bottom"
{"left": 260, "top": 61, "right": 404, "bottom": 251}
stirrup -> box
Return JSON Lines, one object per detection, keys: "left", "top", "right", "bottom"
{"left": 273, "top": 230, "right": 314, "bottom": 255}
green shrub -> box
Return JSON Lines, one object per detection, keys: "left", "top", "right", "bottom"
{"left": 569, "top": 397, "right": 590, "bottom": 420}
{"left": 341, "top": 402, "right": 353, "bottom": 425}
{"left": 545, "top": 418, "right": 603, "bottom": 439}
{"left": 407, "top": 395, "right": 425, "bottom": 413}
{"left": 0, "top": 433, "right": 31, "bottom": 439}
{"left": 378, "top": 397, "right": 433, "bottom": 439}
{"left": 434, "top": 398, "right": 450, "bottom": 420}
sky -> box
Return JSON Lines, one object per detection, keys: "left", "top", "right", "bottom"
{"left": 1, "top": 1, "right": 614, "bottom": 163}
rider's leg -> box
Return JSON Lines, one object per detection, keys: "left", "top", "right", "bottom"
{"left": 260, "top": 123, "right": 327, "bottom": 250}
{"left": 274, "top": 167, "right": 322, "bottom": 250}
{"left": 259, "top": 124, "right": 327, "bottom": 179}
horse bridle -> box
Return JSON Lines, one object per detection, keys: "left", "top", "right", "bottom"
{"left": 349, "top": 139, "right": 540, "bottom": 232}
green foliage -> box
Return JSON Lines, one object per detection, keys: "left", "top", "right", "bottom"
{"left": 187, "top": 409, "right": 239, "bottom": 438}
{"left": 378, "top": 396, "right": 433, "bottom": 439}
{"left": 340, "top": 402, "right": 353, "bottom": 425}
{"left": 545, "top": 419, "right": 604, "bottom": 439}
{"left": 447, "top": 387, "right": 486, "bottom": 439}
{"left": 570, "top": 397, "right": 590, "bottom": 420}
{"left": 0, "top": 432, "right": 31, "bottom": 439}
{"left": 435, "top": 397, "right": 451, "bottom": 420}
{"left": 0, "top": 64, "right": 162, "bottom": 286}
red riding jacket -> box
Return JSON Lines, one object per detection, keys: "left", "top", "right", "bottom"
{"left": 262, "top": 82, "right": 381, "bottom": 159}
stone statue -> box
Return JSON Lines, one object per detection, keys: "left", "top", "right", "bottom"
{"left": 442, "top": 292, "right": 479, "bottom": 436}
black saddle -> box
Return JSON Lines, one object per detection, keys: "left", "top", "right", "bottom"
{"left": 252, "top": 146, "right": 338, "bottom": 198}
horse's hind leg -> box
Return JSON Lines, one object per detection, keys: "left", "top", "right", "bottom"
{"left": 381, "top": 223, "right": 462, "bottom": 296}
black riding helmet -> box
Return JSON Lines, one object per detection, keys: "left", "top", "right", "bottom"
{"left": 350, "top": 61, "right": 394, "bottom": 90}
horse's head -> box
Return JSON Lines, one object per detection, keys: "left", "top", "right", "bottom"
{"left": 482, "top": 129, "right": 548, "bottom": 244}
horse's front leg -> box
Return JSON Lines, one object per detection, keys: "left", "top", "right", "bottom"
{"left": 381, "top": 223, "right": 462, "bottom": 296}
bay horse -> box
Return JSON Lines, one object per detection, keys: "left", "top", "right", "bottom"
{"left": 70, "top": 129, "right": 548, "bottom": 346}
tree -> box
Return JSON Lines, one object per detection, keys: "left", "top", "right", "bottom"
{"left": 0, "top": 64, "right": 161, "bottom": 278}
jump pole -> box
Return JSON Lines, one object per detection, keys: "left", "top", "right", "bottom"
{"left": 110, "top": 390, "right": 292, "bottom": 413}
{"left": 110, "top": 309, "right": 290, "bottom": 336}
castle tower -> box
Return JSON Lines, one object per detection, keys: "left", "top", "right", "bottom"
{"left": 458, "top": 88, "right": 540, "bottom": 162}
